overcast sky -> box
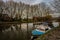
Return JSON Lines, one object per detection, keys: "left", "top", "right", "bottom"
{"left": 3, "top": 0, "right": 53, "bottom": 5}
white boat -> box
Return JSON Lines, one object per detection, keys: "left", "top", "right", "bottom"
{"left": 32, "top": 22, "right": 51, "bottom": 35}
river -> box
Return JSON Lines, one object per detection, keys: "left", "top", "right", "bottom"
{"left": 0, "top": 22, "right": 59, "bottom": 40}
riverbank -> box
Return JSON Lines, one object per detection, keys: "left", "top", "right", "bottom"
{"left": 36, "top": 26, "right": 60, "bottom": 40}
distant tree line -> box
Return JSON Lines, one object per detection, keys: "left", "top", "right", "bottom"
{"left": 0, "top": 0, "right": 59, "bottom": 22}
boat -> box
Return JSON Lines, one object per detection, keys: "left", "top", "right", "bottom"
{"left": 32, "top": 22, "right": 51, "bottom": 36}
{"left": 31, "top": 22, "right": 51, "bottom": 40}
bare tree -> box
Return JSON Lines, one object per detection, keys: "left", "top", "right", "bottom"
{"left": 39, "top": 2, "right": 52, "bottom": 16}
{"left": 51, "top": 0, "right": 60, "bottom": 13}
{"left": 0, "top": 0, "right": 4, "bottom": 14}
{"left": 50, "top": 0, "right": 60, "bottom": 25}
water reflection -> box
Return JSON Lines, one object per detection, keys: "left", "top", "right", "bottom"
{"left": 0, "top": 22, "right": 59, "bottom": 40}
{"left": 0, "top": 23, "right": 33, "bottom": 40}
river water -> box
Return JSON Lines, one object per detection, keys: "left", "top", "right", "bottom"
{"left": 0, "top": 22, "right": 59, "bottom": 40}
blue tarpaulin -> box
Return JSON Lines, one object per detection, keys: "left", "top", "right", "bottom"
{"left": 32, "top": 29, "right": 45, "bottom": 35}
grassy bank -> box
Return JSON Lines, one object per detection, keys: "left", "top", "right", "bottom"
{"left": 36, "top": 26, "right": 60, "bottom": 40}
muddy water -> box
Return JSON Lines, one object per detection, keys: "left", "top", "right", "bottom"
{"left": 0, "top": 23, "right": 33, "bottom": 40}
{"left": 0, "top": 22, "right": 59, "bottom": 40}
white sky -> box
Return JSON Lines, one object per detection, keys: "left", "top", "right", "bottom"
{"left": 14, "top": 0, "right": 43, "bottom": 5}
{"left": 3, "top": 0, "right": 53, "bottom": 5}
